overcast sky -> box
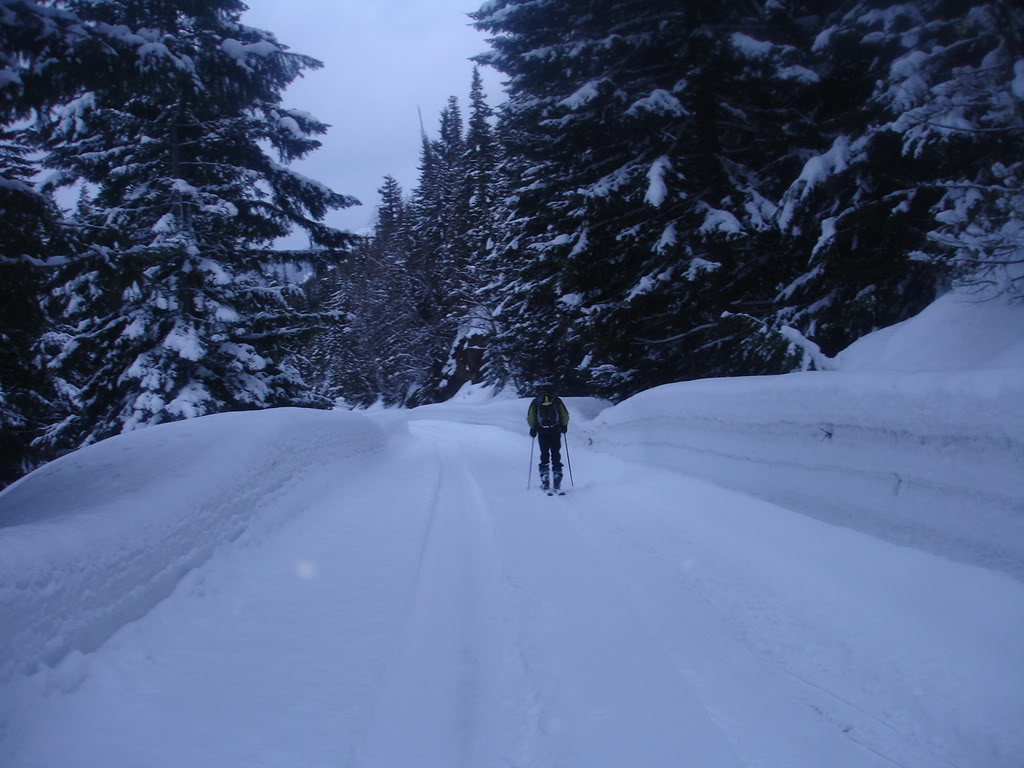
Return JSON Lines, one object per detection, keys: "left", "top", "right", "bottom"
{"left": 241, "top": 0, "right": 506, "bottom": 243}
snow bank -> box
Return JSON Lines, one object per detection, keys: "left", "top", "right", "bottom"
{"left": 585, "top": 292, "right": 1024, "bottom": 579}
{"left": 0, "top": 408, "right": 386, "bottom": 682}
{"left": 837, "top": 289, "right": 1024, "bottom": 372}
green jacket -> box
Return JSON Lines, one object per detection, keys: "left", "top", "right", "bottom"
{"left": 527, "top": 395, "right": 570, "bottom": 430}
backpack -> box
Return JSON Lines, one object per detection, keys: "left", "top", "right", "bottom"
{"left": 536, "top": 396, "right": 560, "bottom": 429}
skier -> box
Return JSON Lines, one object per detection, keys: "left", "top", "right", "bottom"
{"left": 527, "top": 384, "right": 570, "bottom": 493}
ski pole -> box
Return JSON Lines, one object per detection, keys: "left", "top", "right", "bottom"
{"left": 527, "top": 435, "right": 535, "bottom": 490}
{"left": 563, "top": 432, "right": 574, "bottom": 487}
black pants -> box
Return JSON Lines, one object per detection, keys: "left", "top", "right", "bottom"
{"left": 537, "top": 430, "right": 563, "bottom": 474}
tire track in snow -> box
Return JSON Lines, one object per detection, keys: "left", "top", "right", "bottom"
{"left": 444, "top": 422, "right": 971, "bottom": 768}
{"left": 416, "top": 427, "right": 752, "bottom": 768}
{"left": 2, "top": 438, "right": 448, "bottom": 768}
{"left": 347, "top": 421, "right": 532, "bottom": 768}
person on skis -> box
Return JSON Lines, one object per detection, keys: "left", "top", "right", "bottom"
{"left": 527, "top": 384, "right": 570, "bottom": 492}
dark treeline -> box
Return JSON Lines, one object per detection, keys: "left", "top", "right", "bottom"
{"left": 304, "top": 0, "right": 1022, "bottom": 406}
{"left": 2, "top": 0, "right": 1022, "bottom": 487}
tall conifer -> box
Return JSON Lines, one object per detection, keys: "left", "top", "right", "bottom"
{"left": 473, "top": 0, "right": 822, "bottom": 397}
{"left": 0, "top": 0, "right": 123, "bottom": 482}
{"left": 38, "top": 0, "right": 358, "bottom": 449}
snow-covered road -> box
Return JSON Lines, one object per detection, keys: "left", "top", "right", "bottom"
{"left": 2, "top": 405, "right": 1020, "bottom": 768}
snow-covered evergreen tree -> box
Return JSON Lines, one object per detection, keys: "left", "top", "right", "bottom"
{"left": 405, "top": 96, "right": 478, "bottom": 402}
{"left": 766, "top": 0, "right": 1024, "bottom": 369}
{"left": 473, "top": 0, "right": 825, "bottom": 397}
{"left": 877, "top": 1, "right": 1023, "bottom": 300}
{"left": 311, "top": 73, "right": 502, "bottom": 409}
{"left": 366, "top": 177, "right": 429, "bottom": 406}
{"left": 0, "top": 127, "right": 65, "bottom": 484}
{"left": 0, "top": 0, "right": 117, "bottom": 482}
{"left": 452, "top": 67, "right": 500, "bottom": 391}
{"left": 316, "top": 175, "right": 424, "bottom": 408}
{"left": 464, "top": 67, "right": 498, "bottom": 261}
{"left": 770, "top": 2, "right": 963, "bottom": 365}
{"left": 36, "top": 0, "right": 358, "bottom": 450}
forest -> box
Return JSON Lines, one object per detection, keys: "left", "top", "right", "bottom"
{"left": 2, "top": 0, "right": 1022, "bottom": 487}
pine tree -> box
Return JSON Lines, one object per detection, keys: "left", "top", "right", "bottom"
{"left": 769, "top": 1, "right": 1024, "bottom": 361}
{"left": 312, "top": 71, "right": 503, "bottom": 410}
{"left": 453, "top": 67, "right": 500, "bottom": 391}
{"left": 464, "top": 67, "right": 498, "bottom": 257}
{"left": 310, "top": 174, "right": 425, "bottom": 407}
{"left": 0, "top": 127, "right": 66, "bottom": 484}
{"left": 473, "top": 0, "right": 826, "bottom": 398}
{"left": 36, "top": 0, "right": 358, "bottom": 450}
{"left": 406, "top": 97, "right": 476, "bottom": 403}
{"left": 367, "top": 176, "right": 426, "bottom": 405}
{"left": 879, "top": 0, "right": 1023, "bottom": 300}
{"left": 769, "top": 2, "right": 955, "bottom": 364}
{"left": 474, "top": 105, "right": 526, "bottom": 391}
{"left": 0, "top": 0, "right": 122, "bottom": 483}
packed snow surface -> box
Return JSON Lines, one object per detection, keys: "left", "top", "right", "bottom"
{"left": 1, "top": 292, "right": 1022, "bottom": 768}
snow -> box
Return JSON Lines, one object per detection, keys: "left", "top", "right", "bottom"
{"left": 777, "top": 263, "right": 823, "bottom": 301}
{"left": 813, "top": 215, "right": 837, "bottom": 256}
{"left": 626, "top": 88, "right": 685, "bottom": 117}
{"left": 559, "top": 80, "right": 602, "bottom": 110}
{"left": 136, "top": 42, "right": 196, "bottom": 74}
{"left": 627, "top": 274, "right": 656, "bottom": 300}
{"left": 730, "top": 32, "right": 774, "bottom": 58}
{"left": 1, "top": 293, "right": 1022, "bottom": 767}
{"left": 165, "top": 380, "right": 214, "bottom": 420}
{"left": 699, "top": 204, "right": 742, "bottom": 234}
{"left": 558, "top": 292, "right": 583, "bottom": 308}
{"left": 777, "top": 135, "right": 853, "bottom": 231}
{"left": 221, "top": 38, "right": 281, "bottom": 69}
{"left": 584, "top": 162, "right": 633, "bottom": 198}
{"left": 276, "top": 114, "right": 303, "bottom": 138}
{"left": 1013, "top": 59, "right": 1024, "bottom": 100}
{"left": 198, "top": 257, "right": 232, "bottom": 285}
{"left": 777, "top": 64, "right": 820, "bottom": 83}
{"left": 644, "top": 155, "right": 670, "bottom": 207}
{"left": 685, "top": 256, "right": 720, "bottom": 279}
{"left": 568, "top": 227, "right": 588, "bottom": 258}
{"left": 0, "top": 176, "right": 37, "bottom": 196}
{"left": 655, "top": 221, "right": 676, "bottom": 252}
{"left": 813, "top": 25, "right": 836, "bottom": 52}
{"left": 777, "top": 323, "right": 834, "bottom": 370}
{"left": 161, "top": 322, "right": 204, "bottom": 361}
{"left": 151, "top": 212, "right": 176, "bottom": 233}
{"left": 836, "top": 289, "right": 1024, "bottom": 373}
{"left": 797, "top": 136, "right": 850, "bottom": 192}
{"left": 52, "top": 92, "right": 95, "bottom": 138}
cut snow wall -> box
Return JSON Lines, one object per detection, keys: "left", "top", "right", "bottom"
{"left": 585, "top": 372, "right": 1024, "bottom": 580}
{"left": 0, "top": 408, "right": 387, "bottom": 683}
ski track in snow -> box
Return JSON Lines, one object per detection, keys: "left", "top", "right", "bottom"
{"left": 1, "top": 413, "right": 1022, "bottom": 768}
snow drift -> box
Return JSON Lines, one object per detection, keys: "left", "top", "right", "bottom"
{"left": 0, "top": 408, "right": 387, "bottom": 682}
{"left": 585, "top": 290, "right": 1024, "bottom": 578}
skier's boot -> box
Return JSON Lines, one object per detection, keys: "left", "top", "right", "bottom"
{"left": 539, "top": 464, "right": 550, "bottom": 492}
{"left": 553, "top": 471, "right": 563, "bottom": 493}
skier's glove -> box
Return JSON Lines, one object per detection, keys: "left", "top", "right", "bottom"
{"left": 529, "top": 428, "right": 537, "bottom": 438}
{"left": 561, "top": 425, "right": 568, "bottom": 434}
